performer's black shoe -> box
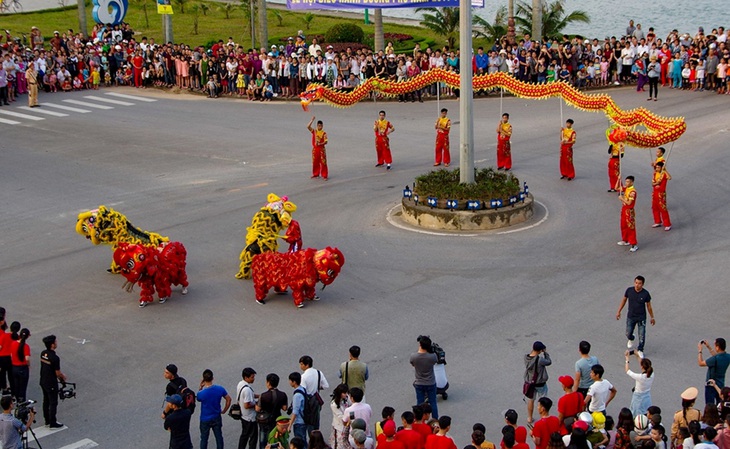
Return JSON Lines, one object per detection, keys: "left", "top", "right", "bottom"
{"left": 560, "top": 176, "right": 566, "bottom": 179}
{"left": 567, "top": 178, "right": 573, "bottom": 181}
{"left": 256, "top": 299, "right": 266, "bottom": 305}
{"left": 375, "top": 163, "right": 384, "bottom": 167}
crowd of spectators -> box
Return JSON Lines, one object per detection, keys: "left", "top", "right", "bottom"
{"left": 1, "top": 19, "right": 729, "bottom": 107}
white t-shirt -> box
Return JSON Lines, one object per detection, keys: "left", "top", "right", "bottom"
{"left": 236, "top": 380, "right": 256, "bottom": 422}
{"left": 587, "top": 378, "right": 614, "bottom": 412}
{"left": 301, "top": 368, "right": 329, "bottom": 396}
{"left": 627, "top": 370, "right": 654, "bottom": 393}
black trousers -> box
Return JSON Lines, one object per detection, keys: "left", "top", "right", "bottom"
{"left": 41, "top": 384, "right": 59, "bottom": 425}
{"left": 0, "top": 356, "right": 13, "bottom": 392}
{"left": 238, "top": 419, "right": 258, "bottom": 449}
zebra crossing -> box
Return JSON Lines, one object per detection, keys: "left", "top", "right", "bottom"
{"left": 0, "top": 91, "right": 158, "bottom": 126}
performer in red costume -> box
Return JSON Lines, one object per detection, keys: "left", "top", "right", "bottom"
{"left": 618, "top": 176, "right": 639, "bottom": 252}
{"left": 496, "top": 113, "right": 512, "bottom": 170}
{"left": 434, "top": 108, "right": 451, "bottom": 167}
{"left": 559, "top": 119, "right": 576, "bottom": 180}
{"left": 607, "top": 142, "right": 624, "bottom": 192}
{"left": 132, "top": 50, "right": 145, "bottom": 88}
{"left": 651, "top": 162, "right": 672, "bottom": 231}
{"left": 651, "top": 147, "right": 665, "bottom": 168}
{"left": 283, "top": 219, "right": 303, "bottom": 252}
{"left": 374, "top": 110, "right": 395, "bottom": 170}
{"left": 307, "top": 116, "right": 329, "bottom": 180}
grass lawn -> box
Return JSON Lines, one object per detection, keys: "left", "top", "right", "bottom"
{"left": 5, "top": 2, "right": 490, "bottom": 52}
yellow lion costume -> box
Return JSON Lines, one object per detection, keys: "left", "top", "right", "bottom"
{"left": 76, "top": 205, "right": 169, "bottom": 273}
{"left": 235, "top": 193, "right": 297, "bottom": 280}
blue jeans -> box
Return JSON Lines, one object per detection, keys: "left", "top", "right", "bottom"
{"left": 706, "top": 385, "right": 720, "bottom": 405}
{"left": 626, "top": 317, "right": 646, "bottom": 351}
{"left": 293, "top": 423, "right": 308, "bottom": 449}
{"left": 201, "top": 415, "right": 224, "bottom": 449}
{"left": 414, "top": 383, "right": 439, "bottom": 418}
{"left": 259, "top": 423, "right": 273, "bottom": 449}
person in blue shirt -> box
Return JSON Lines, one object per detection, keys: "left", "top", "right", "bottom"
{"left": 197, "top": 369, "right": 231, "bottom": 449}
{"left": 699, "top": 338, "right": 730, "bottom": 405}
{"left": 475, "top": 47, "right": 489, "bottom": 75}
{"left": 288, "top": 372, "right": 308, "bottom": 449}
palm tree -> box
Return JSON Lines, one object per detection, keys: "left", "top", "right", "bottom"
{"left": 416, "top": 7, "right": 459, "bottom": 49}
{"left": 473, "top": 5, "right": 507, "bottom": 44}
{"left": 301, "top": 12, "right": 315, "bottom": 31}
{"left": 173, "top": 0, "right": 188, "bottom": 14}
{"left": 272, "top": 9, "right": 284, "bottom": 27}
{"left": 513, "top": 0, "right": 589, "bottom": 40}
{"left": 199, "top": 2, "right": 209, "bottom": 16}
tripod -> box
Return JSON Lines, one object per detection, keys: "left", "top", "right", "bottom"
{"left": 21, "top": 425, "right": 43, "bottom": 449}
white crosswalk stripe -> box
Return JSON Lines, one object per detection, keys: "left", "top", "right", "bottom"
{"left": 84, "top": 95, "right": 134, "bottom": 106}
{"left": 106, "top": 92, "right": 157, "bottom": 102}
{"left": 19, "top": 106, "right": 69, "bottom": 117}
{"left": 59, "top": 438, "right": 99, "bottom": 449}
{"left": 0, "top": 117, "right": 21, "bottom": 125}
{"left": 0, "top": 110, "right": 45, "bottom": 121}
{"left": 63, "top": 99, "right": 113, "bottom": 110}
{"left": 44, "top": 102, "right": 92, "bottom": 113}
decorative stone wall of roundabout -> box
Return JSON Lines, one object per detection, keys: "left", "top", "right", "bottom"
{"left": 400, "top": 195, "right": 534, "bottom": 231}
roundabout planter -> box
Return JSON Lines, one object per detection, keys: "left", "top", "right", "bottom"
{"left": 400, "top": 194, "right": 534, "bottom": 231}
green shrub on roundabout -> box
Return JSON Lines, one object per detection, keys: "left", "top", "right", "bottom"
{"left": 413, "top": 168, "right": 521, "bottom": 206}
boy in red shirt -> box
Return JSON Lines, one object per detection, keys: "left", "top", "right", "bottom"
{"left": 531, "top": 398, "right": 561, "bottom": 449}
{"left": 397, "top": 411, "right": 425, "bottom": 449}
{"left": 425, "top": 416, "right": 457, "bottom": 449}
{"left": 412, "top": 405, "right": 432, "bottom": 447}
{"left": 380, "top": 420, "right": 406, "bottom": 449}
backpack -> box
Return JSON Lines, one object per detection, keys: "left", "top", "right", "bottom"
{"left": 293, "top": 389, "right": 320, "bottom": 426}
{"left": 178, "top": 385, "right": 196, "bottom": 414}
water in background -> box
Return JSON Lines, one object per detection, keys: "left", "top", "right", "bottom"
{"left": 271, "top": 0, "right": 730, "bottom": 43}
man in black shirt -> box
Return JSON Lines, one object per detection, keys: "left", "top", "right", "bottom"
{"left": 616, "top": 275, "right": 655, "bottom": 359}
{"left": 256, "top": 373, "right": 289, "bottom": 449}
{"left": 163, "top": 364, "right": 187, "bottom": 419}
{"left": 164, "top": 394, "right": 193, "bottom": 449}
{"left": 39, "top": 335, "right": 66, "bottom": 428}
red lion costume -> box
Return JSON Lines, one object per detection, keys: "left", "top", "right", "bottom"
{"left": 113, "top": 241, "right": 189, "bottom": 308}
{"left": 251, "top": 247, "right": 345, "bottom": 308}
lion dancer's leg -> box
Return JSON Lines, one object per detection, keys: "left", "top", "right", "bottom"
{"left": 138, "top": 280, "right": 155, "bottom": 308}
{"left": 236, "top": 242, "right": 260, "bottom": 279}
{"left": 156, "top": 272, "right": 173, "bottom": 304}
{"left": 252, "top": 262, "right": 270, "bottom": 305}
{"left": 108, "top": 244, "right": 122, "bottom": 273}
{"left": 172, "top": 244, "right": 189, "bottom": 295}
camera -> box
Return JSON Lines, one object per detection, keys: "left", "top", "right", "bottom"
{"left": 270, "top": 444, "right": 280, "bottom": 449}
{"left": 59, "top": 382, "right": 77, "bottom": 401}
{"left": 701, "top": 340, "right": 707, "bottom": 345}
{"left": 14, "top": 400, "right": 36, "bottom": 424}
{"left": 629, "top": 350, "right": 635, "bottom": 355}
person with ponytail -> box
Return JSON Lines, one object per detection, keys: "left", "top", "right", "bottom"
{"left": 0, "top": 319, "right": 12, "bottom": 395}
{"left": 10, "top": 329, "right": 31, "bottom": 402}
{"left": 672, "top": 388, "right": 702, "bottom": 448}
{"left": 625, "top": 351, "right": 655, "bottom": 417}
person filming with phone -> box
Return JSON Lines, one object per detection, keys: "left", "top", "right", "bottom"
{"left": 698, "top": 338, "right": 730, "bottom": 405}
{"left": 0, "top": 395, "right": 35, "bottom": 449}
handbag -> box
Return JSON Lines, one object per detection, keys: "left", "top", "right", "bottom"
{"left": 313, "top": 371, "right": 325, "bottom": 406}
{"left": 256, "top": 390, "right": 277, "bottom": 424}
{"left": 228, "top": 385, "right": 246, "bottom": 420}
{"left": 522, "top": 357, "right": 539, "bottom": 399}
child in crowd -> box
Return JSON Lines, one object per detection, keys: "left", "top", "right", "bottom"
{"left": 92, "top": 67, "right": 100, "bottom": 90}
{"left": 671, "top": 53, "right": 683, "bottom": 88}
{"left": 559, "top": 63, "right": 571, "bottom": 82}
{"left": 207, "top": 74, "right": 219, "bottom": 98}
{"left": 236, "top": 69, "right": 245, "bottom": 96}
{"left": 73, "top": 75, "right": 82, "bottom": 90}
{"left": 587, "top": 60, "right": 597, "bottom": 86}
{"left": 600, "top": 57, "right": 609, "bottom": 86}
{"left": 263, "top": 79, "right": 274, "bottom": 101}
{"left": 651, "top": 425, "right": 668, "bottom": 449}
{"left": 123, "top": 65, "right": 133, "bottom": 85}
{"left": 48, "top": 71, "right": 58, "bottom": 92}
{"left": 547, "top": 62, "right": 556, "bottom": 82}
{"left": 717, "top": 58, "right": 727, "bottom": 94}
{"left": 104, "top": 71, "right": 111, "bottom": 87}
{"left": 681, "top": 63, "right": 691, "bottom": 89}
{"left": 696, "top": 60, "right": 705, "bottom": 91}
{"left": 82, "top": 67, "right": 91, "bottom": 89}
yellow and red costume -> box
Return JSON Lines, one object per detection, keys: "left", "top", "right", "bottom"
{"left": 435, "top": 116, "right": 451, "bottom": 166}
{"left": 283, "top": 219, "right": 303, "bottom": 253}
{"left": 652, "top": 170, "right": 672, "bottom": 227}
{"left": 497, "top": 122, "right": 512, "bottom": 170}
{"left": 311, "top": 128, "right": 328, "bottom": 179}
{"left": 620, "top": 185, "right": 638, "bottom": 246}
{"left": 608, "top": 143, "right": 624, "bottom": 190}
{"left": 374, "top": 119, "right": 394, "bottom": 165}
{"left": 560, "top": 127, "right": 576, "bottom": 179}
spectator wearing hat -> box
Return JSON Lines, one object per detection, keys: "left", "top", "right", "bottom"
{"left": 164, "top": 394, "right": 193, "bottom": 449}
{"left": 671, "top": 388, "right": 701, "bottom": 447}
{"left": 25, "top": 61, "right": 39, "bottom": 107}
{"left": 532, "top": 397, "right": 561, "bottom": 449}
{"left": 266, "top": 416, "right": 290, "bottom": 449}
{"left": 525, "top": 341, "right": 552, "bottom": 426}
{"left": 378, "top": 420, "right": 405, "bottom": 449}
{"left": 558, "top": 375, "right": 584, "bottom": 435}
{"left": 698, "top": 338, "right": 730, "bottom": 405}
{"left": 349, "top": 419, "right": 374, "bottom": 449}
{"left": 584, "top": 365, "right": 616, "bottom": 415}
{"left": 588, "top": 412, "right": 608, "bottom": 448}
{"left": 351, "top": 429, "right": 370, "bottom": 449}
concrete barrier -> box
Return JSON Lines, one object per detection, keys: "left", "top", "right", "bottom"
{"left": 400, "top": 195, "right": 534, "bottom": 231}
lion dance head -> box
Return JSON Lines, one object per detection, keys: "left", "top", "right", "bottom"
{"left": 313, "top": 247, "right": 345, "bottom": 286}
{"left": 113, "top": 242, "right": 157, "bottom": 284}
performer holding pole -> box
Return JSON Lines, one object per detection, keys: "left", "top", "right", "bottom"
{"left": 559, "top": 119, "right": 576, "bottom": 180}
{"left": 607, "top": 142, "right": 624, "bottom": 192}
{"left": 618, "top": 176, "right": 639, "bottom": 252}
{"left": 434, "top": 108, "right": 451, "bottom": 167}
{"left": 651, "top": 162, "right": 672, "bottom": 231}
{"left": 307, "top": 116, "right": 328, "bottom": 180}
{"left": 651, "top": 147, "right": 666, "bottom": 168}
{"left": 496, "top": 113, "right": 512, "bottom": 170}
{"left": 374, "top": 110, "right": 395, "bottom": 170}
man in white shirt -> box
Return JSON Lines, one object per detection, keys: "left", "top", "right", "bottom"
{"left": 308, "top": 38, "right": 322, "bottom": 57}
{"left": 299, "top": 355, "right": 329, "bottom": 432}
{"left": 584, "top": 364, "right": 617, "bottom": 414}
{"left": 236, "top": 367, "right": 259, "bottom": 449}
{"left": 325, "top": 46, "right": 336, "bottom": 61}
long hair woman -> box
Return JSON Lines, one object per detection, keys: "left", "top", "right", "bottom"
{"left": 11, "top": 328, "right": 31, "bottom": 402}
{"left": 671, "top": 388, "right": 702, "bottom": 447}
{"left": 614, "top": 408, "right": 635, "bottom": 449}
{"left": 329, "top": 384, "right": 350, "bottom": 449}
{"left": 625, "top": 351, "right": 654, "bottom": 417}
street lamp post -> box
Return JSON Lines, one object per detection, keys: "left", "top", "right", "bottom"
{"left": 459, "top": 0, "right": 474, "bottom": 184}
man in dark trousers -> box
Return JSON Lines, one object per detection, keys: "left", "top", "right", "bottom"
{"left": 164, "top": 394, "right": 193, "bottom": 449}
{"left": 39, "top": 335, "right": 66, "bottom": 428}
{"left": 616, "top": 275, "right": 655, "bottom": 359}
{"left": 163, "top": 364, "right": 188, "bottom": 419}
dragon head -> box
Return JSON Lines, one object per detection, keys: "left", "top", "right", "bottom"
{"left": 313, "top": 247, "right": 345, "bottom": 286}
{"left": 76, "top": 208, "right": 101, "bottom": 245}
{"left": 113, "top": 242, "right": 157, "bottom": 284}
{"left": 299, "top": 84, "right": 324, "bottom": 112}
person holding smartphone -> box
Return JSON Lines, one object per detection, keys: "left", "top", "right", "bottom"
{"left": 267, "top": 416, "right": 290, "bottom": 449}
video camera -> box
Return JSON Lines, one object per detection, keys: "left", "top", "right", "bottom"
{"left": 59, "top": 382, "right": 77, "bottom": 401}
{"left": 14, "top": 400, "right": 36, "bottom": 424}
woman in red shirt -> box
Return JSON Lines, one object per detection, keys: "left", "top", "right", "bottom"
{"left": 11, "top": 328, "right": 31, "bottom": 402}
{"left": 0, "top": 322, "right": 13, "bottom": 395}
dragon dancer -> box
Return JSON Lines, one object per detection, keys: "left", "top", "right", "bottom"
{"left": 651, "top": 162, "right": 672, "bottom": 231}
{"left": 374, "top": 110, "right": 394, "bottom": 170}
{"left": 496, "top": 113, "right": 512, "bottom": 170}
{"left": 618, "top": 176, "right": 639, "bottom": 253}
{"left": 307, "top": 116, "right": 328, "bottom": 180}
{"left": 434, "top": 108, "right": 451, "bottom": 167}
{"left": 607, "top": 142, "right": 624, "bottom": 192}
{"left": 560, "top": 119, "right": 576, "bottom": 180}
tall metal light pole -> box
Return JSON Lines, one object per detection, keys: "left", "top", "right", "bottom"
{"left": 459, "top": 0, "right": 474, "bottom": 183}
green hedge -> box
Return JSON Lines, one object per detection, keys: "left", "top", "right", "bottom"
{"left": 324, "top": 23, "right": 365, "bottom": 43}
{"left": 414, "top": 168, "right": 521, "bottom": 200}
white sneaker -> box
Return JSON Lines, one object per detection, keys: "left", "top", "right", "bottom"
{"left": 159, "top": 297, "right": 168, "bottom": 304}
{"left": 629, "top": 245, "right": 639, "bottom": 252}
{"left": 627, "top": 340, "right": 633, "bottom": 349}
{"left": 617, "top": 241, "right": 630, "bottom": 246}
{"left": 637, "top": 350, "right": 645, "bottom": 359}
{"left": 182, "top": 287, "right": 188, "bottom": 295}
{"left": 664, "top": 226, "right": 671, "bottom": 231}
{"left": 652, "top": 223, "right": 661, "bottom": 228}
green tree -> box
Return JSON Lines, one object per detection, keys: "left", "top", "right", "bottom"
{"left": 473, "top": 5, "right": 507, "bottom": 44}
{"left": 191, "top": 3, "right": 201, "bottom": 34}
{"left": 200, "top": 2, "right": 209, "bottom": 16}
{"left": 131, "top": 0, "right": 151, "bottom": 29}
{"left": 416, "top": 7, "right": 459, "bottom": 49}
{"left": 173, "top": 0, "right": 188, "bottom": 14}
{"left": 301, "top": 12, "right": 315, "bottom": 31}
{"left": 272, "top": 9, "right": 284, "bottom": 27}
{"left": 219, "top": 1, "right": 234, "bottom": 18}
{"left": 513, "top": 0, "right": 590, "bottom": 40}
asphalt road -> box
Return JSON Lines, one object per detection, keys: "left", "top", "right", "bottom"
{"left": 1, "top": 85, "right": 729, "bottom": 448}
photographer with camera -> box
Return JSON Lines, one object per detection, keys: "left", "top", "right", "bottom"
{"left": 410, "top": 336, "right": 439, "bottom": 419}
{"left": 0, "top": 395, "right": 34, "bottom": 449}
{"left": 39, "top": 335, "right": 66, "bottom": 428}
{"left": 698, "top": 338, "right": 730, "bottom": 405}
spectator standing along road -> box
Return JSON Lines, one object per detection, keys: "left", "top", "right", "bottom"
{"left": 237, "top": 367, "right": 259, "bottom": 449}
{"left": 339, "top": 346, "right": 369, "bottom": 395}
{"left": 698, "top": 338, "right": 730, "bottom": 405}
{"left": 524, "top": 341, "right": 551, "bottom": 426}
{"left": 410, "top": 336, "right": 439, "bottom": 419}
{"left": 164, "top": 394, "right": 193, "bottom": 449}
{"left": 574, "top": 341, "right": 599, "bottom": 397}
{"left": 288, "top": 372, "right": 308, "bottom": 448}
{"left": 39, "top": 334, "right": 66, "bottom": 428}
{"left": 257, "top": 373, "right": 289, "bottom": 449}
{"left": 198, "top": 369, "right": 231, "bottom": 449}
{"left": 300, "top": 355, "right": 329, "bottom": 434}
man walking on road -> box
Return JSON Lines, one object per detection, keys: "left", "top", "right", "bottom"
{"left": 524, "top": 341, "right": 551, "bottom": 427}
{"left": 616, "top": 275, "right": 655, "bottom": 359}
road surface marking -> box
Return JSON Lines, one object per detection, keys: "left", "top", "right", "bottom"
{"left": 0, "top": 110, "right": 45, "bottom": 121}
{"left": 0, "top": 117, "right": 21, "bottom": 125}
{"left": 84, "top": 95, "right": 134, "bottom": 106}
{"left": 19, "top": 106, "right": 69, "bottom": 117}
{"left": 45, "top": 103, "right": 92, "bottom": 113}
{"left": 63, "top": 99, "right": 113, "bottom": 110}
{"left": 106, "top": 92, "right": 157, "bottom": 102}
{"left": 59, "top": 438, "right": 99, "bottom": 449}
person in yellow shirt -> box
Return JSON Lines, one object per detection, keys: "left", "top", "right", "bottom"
{"left": 559, "top": 119, "right": 576, "bottom": 180}
{"left": 434, "top": 108, "right": 451, "bottom": 167}
{"left": 374, "top": 110, "right": 395, "bottom": 170}
{"left": 307, "top": 116, "right": 329, "bottom": 180}
{"left": 651, "top": 162, "right": 672, "bottom": 231}
{"left": 92, "top": 67, "right": 101, "bottom": 90}
{"left": 496, "top": 113, "right": 512, "bottom": 170}
{"left": 618, "top": 176, "right": 639, "bottom": 252}
{"left": 651, "top": 147, "right": 666, "bottom": 168}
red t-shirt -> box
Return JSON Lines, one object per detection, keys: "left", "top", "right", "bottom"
{"left": 381, "top": 439, "right": 407, "bottom": 449}
{"left": 397, "top": 429, "right": 425, "bottom": 449}
{"left": 0, "top": 332, "right": 11, "bottom": 357}
{"left": 413, "top": 423, "right": 432, "bottom": 446}
{"left": 10, "top": 340, "right": 29, "bottom": 366}
{"left": 558, "top": 392, "right": 584, "bottom": 435}
{"left": 531, "top": 416, "right": 561, "bottom": 449}
{"left": 425, "top": 434, "right": 457, "bottom": 449}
